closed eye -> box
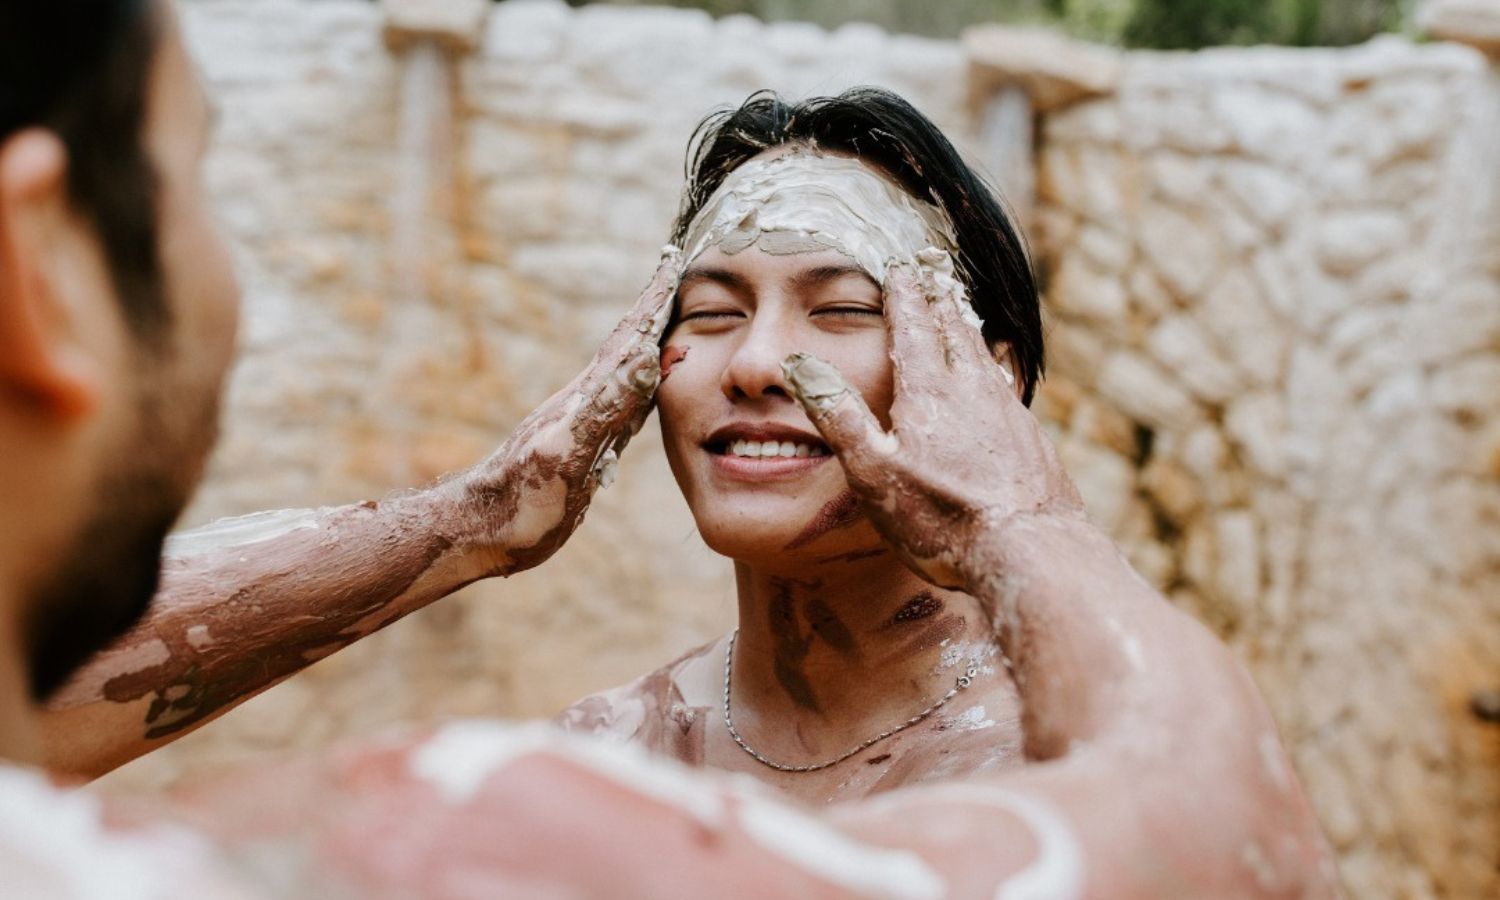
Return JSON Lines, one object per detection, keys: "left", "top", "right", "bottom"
{"left": 812, "top": 306, "right": 882, "bottom": 318}
{"left": 680, "top": 310, "right": 745, "bottom": 322}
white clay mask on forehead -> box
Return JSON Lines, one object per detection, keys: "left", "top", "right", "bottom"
{"left": 680, "top": 149, "right": 959, "bottom": 285}
{"left": 678, "top": 148, "right": 1014, "bottom": 386}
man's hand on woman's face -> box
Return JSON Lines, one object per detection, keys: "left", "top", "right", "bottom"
{"left": 782, "top": 254, "right": 1085, "bottom": 591}
{"left": 450, "top": 248, "right": 682, "bottom": 577}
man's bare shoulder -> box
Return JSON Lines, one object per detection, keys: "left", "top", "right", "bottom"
{"left": 553, "top": 636, "right": 724, "bottom": 751}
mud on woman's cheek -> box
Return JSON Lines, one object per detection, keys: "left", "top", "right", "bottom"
{"left": 660, "top": 344, "right": 689, "bottom": 379}
{"left": 784, "top": 490, "right": 862, "bottom": 550}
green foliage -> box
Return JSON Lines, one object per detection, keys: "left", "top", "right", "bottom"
{"left": 564, "top": 0, "right": 1411, "bottom": 47}
{"left": 1122, "top": 0, "right": 1269, "bottom": 48}
{"left": 1047, "top": 0, "right": 1136, "bottom": 43}
{"left": 1122, "top": 0, "right": 1409, "bottom": 49}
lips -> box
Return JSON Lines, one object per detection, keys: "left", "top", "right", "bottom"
{"left": 702, "top": 422, "right": 833, "bottom": 480}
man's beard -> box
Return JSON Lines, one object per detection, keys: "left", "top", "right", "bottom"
{"left": 23, "top": 364, "right": 220, "bottom": 702}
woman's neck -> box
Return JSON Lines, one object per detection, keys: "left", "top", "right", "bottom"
{"left": 728, "top": 547, "right": 995, "bottom": 761}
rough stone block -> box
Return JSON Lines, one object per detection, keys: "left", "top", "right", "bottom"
{"left": 1316, "top": 210, "right": 1409, "bottom": 276}
{"left": 1141, "top": 457, "right": 1202, "bottom": 525}
{"left": 1210, "top": 510, "right": 1262, "bottom": 618}
{"left": 1076, "top": 223, "right": 1133, "bottom": 272}
{"left": 1048, "top": 255, "right": 1129, "bottom": 325}
{"left": 1224, "top": 392, "right": 1286, "bottom": 478}
{"left": 1146, "top": 314, "right": 1245, "bottom": 405}
{"left": 382, "top": 0, "right": 489, "bottom": 54}
{"left": 1044, "top": 318, "right": 1109, "bottom": 384}
{"left": 485, "top": 0, "right": 570, "bottom": 63}
{"left": 1200, "top": 268, "right": 1286, "bottom": 386}
{"left": 1138, "top": 202, "right": 1221, "bottom": 300}
{"left": 963, "top": 25, "right": 1121, "bottom": 113}
{"left": 1220, "top": 160, "right": 1303, "bottom": 233}
{"left": 1060, "top": 438, "right": 1137, "bottom": 533}
{"left": 1421, "top": 0, "right": 1500, "bottom": 55}
{"left": 1096, "top": 352, "right": 1202, "bottom": 432}
{"left": 1212, "top": 86, "right": 1322, "bottom": 165}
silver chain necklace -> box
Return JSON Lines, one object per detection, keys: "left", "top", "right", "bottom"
{"left": 721, "top": 628, "right": 981, "bottom": 773}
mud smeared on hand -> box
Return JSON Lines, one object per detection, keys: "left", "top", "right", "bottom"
{"left": 782, "top": 256, "right": 1083, "bottom": 595}
{"left": 42, "top": 251, "right": 687, "bottom": 753}
{"left": 454, "top": 247, "right": 684, "bottom": 576}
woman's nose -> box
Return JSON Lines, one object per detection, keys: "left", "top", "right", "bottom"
{"left": 720, "top": 313, "right": 795, "bottom": 402}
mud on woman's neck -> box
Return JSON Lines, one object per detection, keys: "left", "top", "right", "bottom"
{"left": 729, "top": 549, "right": 992, "bottom": 732}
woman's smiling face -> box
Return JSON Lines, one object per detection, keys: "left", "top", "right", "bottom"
{"left": 656, "top": 241, "right": 894, "bottom": 565}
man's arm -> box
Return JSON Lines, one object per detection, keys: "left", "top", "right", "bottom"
{"left": 38, "top": 251, "right": 682, "bottom": 779}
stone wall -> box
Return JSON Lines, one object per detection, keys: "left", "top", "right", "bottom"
{"left": 106, "top": 1, "right": 1499, "bottom": 896}
{"left": 1028, "top": 38, "right": 1500, "bottom": 899}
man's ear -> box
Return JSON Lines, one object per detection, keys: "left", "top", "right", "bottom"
{"left": 0, "top": 129, "right": 103, "bottom": 421}
{"left": 991, "top": 341, "right": 1023, "bottom": 400}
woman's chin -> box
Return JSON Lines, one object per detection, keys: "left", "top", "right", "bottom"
{"left": 695, "top": 514, "right": 885, "bottom": 571}
{"left": 697, "top": 526, "right": 803, "bottom": 566}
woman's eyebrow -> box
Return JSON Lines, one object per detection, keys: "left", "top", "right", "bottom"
{"left": 789, "top": 262, "right": 879, "bottom": 293}
{"left": 678, "top": 266, "right": 751, "bottom": 295}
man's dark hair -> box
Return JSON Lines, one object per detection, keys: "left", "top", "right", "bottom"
{"left": 0, "top": 0, "right": 167, "bottom": 338}
{"left": 670, "top": 88, "right": 1043, "bottom": 405}
{"left": 1, "top": 0, "right": 169, "bottom": 701}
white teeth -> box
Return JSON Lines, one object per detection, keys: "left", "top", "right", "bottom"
{"left": 724, "top": 440, "right": 826, "bottom": 459}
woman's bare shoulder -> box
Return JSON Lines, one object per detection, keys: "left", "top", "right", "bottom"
{"left": 551, "top": 636, "right": 725, "bottom": 743}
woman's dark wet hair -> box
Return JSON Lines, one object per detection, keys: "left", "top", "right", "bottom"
{"left": 670, "top": 88, "right": 1044, "bottom": 405}
{"left": 0, "top": 0, "right": 166, "bottom": 340}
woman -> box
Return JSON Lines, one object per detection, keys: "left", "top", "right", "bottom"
{"left": 557, "top": 89, "right": 1048, "bottom": 803}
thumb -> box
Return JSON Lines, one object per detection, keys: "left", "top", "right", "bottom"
{"left": 782, "top": 352, "right": 894, "bottom": 485}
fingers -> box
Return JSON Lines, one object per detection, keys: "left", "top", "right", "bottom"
{"left": 577, "top": 339, "right": 661, "bottom": 451}
{"left": 562, "top": 247, "right": 684, "bottom": 489}
{"left": 595, "top": 246, "right": 683, "bottom": 362}
{"left": 913, "top": 248, "right": 992, "bottom": 371}
{"left": 633, "top": 245, "right": 683, "bottom": 345}
{"left": 782, "top": 352, "right": 895, "bottom": 488}
{"left": 881, "top": 263, "right": 948, "bottom": 384}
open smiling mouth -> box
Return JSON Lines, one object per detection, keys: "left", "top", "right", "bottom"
{"left": 703, "top": 426, "right": 833, "bottom": 476}
{"left": 709, "top": 439, "right": 830, "bottom": 459}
